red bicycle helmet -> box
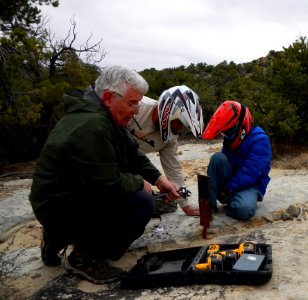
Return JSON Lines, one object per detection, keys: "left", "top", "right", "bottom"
{"left": 202, "top": 100, "right": 252, "bottom": 150}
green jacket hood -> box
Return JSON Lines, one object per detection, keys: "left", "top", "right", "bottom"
{"left": 63, "top": 87, "right": 101, "bottom": 114}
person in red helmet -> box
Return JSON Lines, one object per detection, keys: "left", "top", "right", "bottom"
{"left": 202, "top": 100, "right": 272, "bottom": 220}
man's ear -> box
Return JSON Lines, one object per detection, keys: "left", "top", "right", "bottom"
{"left": 101, "top": 90, "right": 113, "bottom": 108}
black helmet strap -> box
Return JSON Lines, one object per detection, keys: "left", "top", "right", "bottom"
{"left": 238, "top": 103, "right": 246, "bottom": 125}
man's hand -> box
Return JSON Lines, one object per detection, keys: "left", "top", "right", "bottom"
{"left": 143, "top": 180, "right": 152, "bottom": 193}
{"left": 155, "top": 175, "right": 179, "bottom": 201}
{"left": 181, "top": 205, "right": 200, "bottom": 216}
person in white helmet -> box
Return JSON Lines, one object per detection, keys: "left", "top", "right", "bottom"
{"left": 129, "top": 85, "right": 205, "bottom": 216}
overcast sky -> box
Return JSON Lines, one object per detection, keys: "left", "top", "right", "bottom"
{"left": 41, "top": 0, "right": 308, "bottom": 71}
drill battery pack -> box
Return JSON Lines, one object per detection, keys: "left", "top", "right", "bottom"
{"left": 120, "top": 243, "right": 272, "bottom": 289}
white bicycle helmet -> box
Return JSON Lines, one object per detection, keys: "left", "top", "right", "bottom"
{"left": 158, "top": 85, "right": 204, "bottom": 142}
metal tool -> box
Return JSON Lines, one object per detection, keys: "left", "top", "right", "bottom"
{"left": 152, "top": 186, "right": 192, "bottom": 200}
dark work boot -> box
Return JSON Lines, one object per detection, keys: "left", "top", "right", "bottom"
{"left": 153, "top": 193, "right": 178, "bottom": 215}
{"left": 64, "top": 248, "right": 124, "bottom": 284}
{"left": 154, "top": 195, "right": 178, "bottom": 214}
{"left": 41, "top": 229, "right": 65, "bottom": 266}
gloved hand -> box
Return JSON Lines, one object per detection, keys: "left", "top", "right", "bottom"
{"left": 217, "top": 189, "right": 233, "bottom": 204}
{"left": 181, "top": 205, "right": 200, "bottom": 216}
{"left": 155, "top": 175, "right": 180, "bottom": 201}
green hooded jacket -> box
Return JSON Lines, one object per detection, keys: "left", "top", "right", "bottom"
{"left": 29, "top": 88, "right": 162, "bottom": 222}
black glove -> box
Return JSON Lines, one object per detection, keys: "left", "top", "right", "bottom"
{"left": 217, "top": 189, "right": 233, "bottom": 204}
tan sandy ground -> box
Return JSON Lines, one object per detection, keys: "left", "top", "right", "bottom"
{"left": 0, "top": 140, "right": 308, "bottom": 299}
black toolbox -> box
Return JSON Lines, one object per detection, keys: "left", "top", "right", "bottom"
{"left": 120, "top": 243, "right": 272, "bottom": 289}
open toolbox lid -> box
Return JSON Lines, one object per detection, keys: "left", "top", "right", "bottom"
{"left": 120, "top": 243, "right": 272, "bottom": 289}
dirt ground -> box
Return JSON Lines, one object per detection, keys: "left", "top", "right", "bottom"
{"left": 0, "top": 141, "right": 308, "bottom": 299}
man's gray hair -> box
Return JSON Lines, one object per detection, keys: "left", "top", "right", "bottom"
{"left": 94, "top": 66, "right": 149, "bottom": 98}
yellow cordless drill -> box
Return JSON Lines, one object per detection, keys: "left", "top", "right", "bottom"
{"left": 237, "top": 242, "right": 255, "bottom": 256}
{"left": 219, "top": 249, "right": 238, "bottom": 270}
{"left": 195, "top": 253, "right": 223, "bottom": 270}
{"left": 206, "top": 244, "right": 220, "bottom": 256}
{"left": 195, "top": 244, "right": 223, "bottom": 270}
{"left": 195, "top": 242, "right": 255, "bottom": 271}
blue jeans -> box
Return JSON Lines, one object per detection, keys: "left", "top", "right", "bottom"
{"left": 207, "top": 152, "right": 260, "bottom": 220}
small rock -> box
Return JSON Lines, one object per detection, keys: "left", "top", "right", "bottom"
{"left": 287, "top": 204, "right": 302, "bottom": 217}
{"left": 281, "top": 213, "right": 293, "bottom": 221}
{"left": 272, "top": 211, "right": 282, "bottom": 221}
{"left": 262, "top": 214, "right": 273, "bottom": 222}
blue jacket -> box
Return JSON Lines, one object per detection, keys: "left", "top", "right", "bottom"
{"left": 222, "top": 126, "right": 271, "bottom": 198}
